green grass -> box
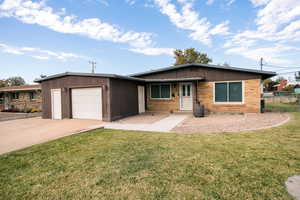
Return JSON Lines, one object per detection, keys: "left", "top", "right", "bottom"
{"left": 265, "top": 102, "right": 299, "bottom": 112}
{"left": 1, "top": 114, "right": 300, "bottom": 199}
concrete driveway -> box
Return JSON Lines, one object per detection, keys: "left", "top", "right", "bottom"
{"left": 0, "top": 118, "right": 103, "bottom": 154}
{"left": 0, "top": 112, "right": 42, "bottom": 121}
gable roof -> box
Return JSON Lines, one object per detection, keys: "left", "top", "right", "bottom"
{"left": 0, "top": 84, "right": 41, "bottom": 92}
{"left": 35, "top": 72, "right": 144, "bottom": 83}
{"left": 130, "top": 63, "right": 276, "bottom": 79}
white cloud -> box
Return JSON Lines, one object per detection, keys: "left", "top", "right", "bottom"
{"left": 207, "top": 0, "right": 235, "bottom": 6}
{"left": 206, "top": 0, "right": 214, "bottom": 5}
{"left": 129, "top": 47, "right": 174, "bottom": 56}
{"left": 98, "top": 0, "right": 109, "bottom": 7}
{"left": 0, "top": 43, "right": 24, "bottom": 55}
{"left": 126, "top": 0, "right": 136, "bottom": 6}
{"left": 0, "top": 0, "right": 153, "bottom": 48}
{"left": 31, "top": 55, "right": 49, "bottom": 60}
{"left": 222, "top": 0, "right": 300, "bottom": 64}
{"left": 0, "top": 42, "right": 85, "bottom": 60}
{"left": 249, "top": 0, "right": 271, "bottom": 7}
{"left": 153, "top": 0, "right": 230, "bottom": 45}
{"left": 210, "top": 20, "right": 230, "bottom": 35}
{"left": 227, "top": 0, "right": 235, "bottom": 5}
{"left": 225, "top": 44, "right": 299, "bottom": 64}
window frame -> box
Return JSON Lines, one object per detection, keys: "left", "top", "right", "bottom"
{"left": 213, "top": 81, "right": 244, "bottom": 104}
{"left": 150, "top": 83, "right": 172, "bottom": 100}
{"left": 29, "top": 92, "right": 37, "bottom": 100}
{"left": 11, "top": 92, "right": 19, "bottom": 100}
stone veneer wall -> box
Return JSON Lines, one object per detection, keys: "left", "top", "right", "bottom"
{"left": 9, "top": 91, "right": 42, "bottom": 111}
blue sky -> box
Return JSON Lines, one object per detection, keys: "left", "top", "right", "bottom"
{"left": 0, "top": 0, "right": 300, "bottom": 83}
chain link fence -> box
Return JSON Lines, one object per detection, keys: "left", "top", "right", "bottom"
{"left": 263, "top": 91, "right": 300, "bottom": 112}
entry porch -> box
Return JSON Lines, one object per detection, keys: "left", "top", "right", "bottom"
{"left": 143, "top": 78, "right": 204, "bottom": 113}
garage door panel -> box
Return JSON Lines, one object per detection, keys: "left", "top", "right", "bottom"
{"left": 71, "top": 88, "right": 102, "bottom": 120}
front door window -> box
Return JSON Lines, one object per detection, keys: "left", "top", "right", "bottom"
{"left": 180, "top": 83, "right": 193, "bottom": 111}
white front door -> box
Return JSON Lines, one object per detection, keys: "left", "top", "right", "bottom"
{"left": 71, "top": 87, "right": 102, "bottom": 120}
{"left": 51, "top": 89, "right": 62, "bottom": 119}
{"left": 138, "top": 86, "right": 145, "bottom": 113}
{"left": 180, "top": 83, "right": 193, "bottom": 111}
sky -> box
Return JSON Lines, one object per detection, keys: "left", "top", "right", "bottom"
{"left": 0, "top": 0, "right": 300, "bottom": 83}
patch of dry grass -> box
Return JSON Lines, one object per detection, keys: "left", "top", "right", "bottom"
{"left": 0, "top": 113, "right": 300, "bottom": 199}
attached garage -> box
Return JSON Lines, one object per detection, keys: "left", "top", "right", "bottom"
{"left": 71, "top": 88, "right": 102, "bottom": 120}
{"left": 36, "top": 72, "right": 144, "bottom": 122}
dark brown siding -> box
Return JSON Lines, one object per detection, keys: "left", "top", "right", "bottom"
{"left": 41, "top": 76, "right": 111, "bottom": 121}
{"left": 136, "top": 66, "right": 262, "bottom": 81}
{"left": 109, "top": 78, "right": 141, "bottom": 121}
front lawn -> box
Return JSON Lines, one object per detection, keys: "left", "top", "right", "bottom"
{"left": 265, "top": 102, "right": 299, "bottom": 112}
{"left": 1, "top": 113, "right": 300, "bottom": 199}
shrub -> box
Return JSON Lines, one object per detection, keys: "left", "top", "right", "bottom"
{"left": 30, "top": 108, "right": 42, "bottom": 113}
{"left": 1, "top": 108, "right": 20, "bottom": 112}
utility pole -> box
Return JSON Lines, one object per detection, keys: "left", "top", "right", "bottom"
{"left": 260, "top": 57, "right": 263, "bottom": 71}
{"left": 89, "top": 61, "right": 96, "bottom": 73}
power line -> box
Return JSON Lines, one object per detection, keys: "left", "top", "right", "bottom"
{"left": 277, "top": 70, "right": 300, "bottom": 75}
{"left": 265, "top": 65, "right": 300, "bottom": 72}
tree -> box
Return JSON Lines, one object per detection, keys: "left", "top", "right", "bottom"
{"left": 173, "top": 48, "right": 212, "bottom": 66}
{"left": 6, "top": 76, "right": 26, "bottom": 86}
{"left": 275, "top": 76, "right": 285, "bottom": 83}
{"left": 223, "top": 62, "right": 231, "bottom": 67}
{"left": 263, "top": 78, "right": 277, "bottom": 91}
{"left": 295, "top": 71, "right": 300, "bottom": 81}
{"left": 0, "top": 79, "right": 8, "bottom": 87}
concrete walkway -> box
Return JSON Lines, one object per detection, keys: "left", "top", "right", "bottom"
{"left": 286, "top": 175, "right": 300, "bottom": 200}
{"left": 104, "top": 114, "right": 188, "bottom": 132}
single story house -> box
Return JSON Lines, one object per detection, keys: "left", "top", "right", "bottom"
{"left": 35, "top": 63, "right": 276, "bottom": 121}
{"left": 0, "top": 85, "right": 42, "bottom": 111}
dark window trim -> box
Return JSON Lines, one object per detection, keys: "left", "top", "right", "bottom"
{"left": 29, "top": 92, "right": 37, "bottom": 100}
{"left": 11, "top": 92, "right": 19, "bottom": 99}
{"left": 213, "top": 81, "right": 244, "bottom": 104}
{"left": 150, "top": 83, "right": 172, "bottom": 100}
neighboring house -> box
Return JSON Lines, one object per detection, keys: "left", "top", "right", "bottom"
{"left": 35, "top": 63, "right": 276, "bottom": 121}
{"left": 277, "top": 80, "right": 288, "bottom": 91}
{"left": 0, "top": 85, "right": 42, "bottom": 111}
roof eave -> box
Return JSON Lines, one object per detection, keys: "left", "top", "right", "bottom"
{"left": 130, "top": 63, "right": 277, "bottom": 78}
{"left": 144, "top": 77, "right": 204, "bottom": 83}
{"left": 34, "top": 72, "right": 145, "bottom": 83}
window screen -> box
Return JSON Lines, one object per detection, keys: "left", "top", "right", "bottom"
{"left": 215, "top": 82, "right": 242, "bottom": 103}
{"left": 12, "top": 92, "right": 19, "bottom": 99}
{"left": 151, "top": 84, "right": 171, "bottom": 99}
{"left": 161, "top": 85, "right": 170, "bottom": 98}
{"left": 182, "top": 85, "right": 186, "bottom": 96}
{"left": 229, "top": 82, "right": 242, "bottom": 102}
{"left": 29, "top": 92, "right": 37, "bottom": 99}
{"left": 215, "top": 83, "right": 228, "bottom": 102}
{"left": 187, "top": 85, "right": 191, "bottom": 96}
{"left": 151, "top": 85, "right": 160, "bottom": 99}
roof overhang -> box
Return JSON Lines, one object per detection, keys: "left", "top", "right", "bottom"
{"left": 0, "top": 86, "right": 41, "bottom": 92}
{"left": 130, "top": 63, "right": 277, "bottom": 79}
{"left": 144, "top": 77, "right": 204, "bottom": 83}
{"left": 35, "top": 72, "right": 145, "bottom": 83}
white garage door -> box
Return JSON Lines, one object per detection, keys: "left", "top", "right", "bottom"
{"left": 71, "top": 87, "right": 102, "bottom": 120}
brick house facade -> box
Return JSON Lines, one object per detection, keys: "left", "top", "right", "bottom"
{"left": 0, "top": 85, "right": 42, "bottom": 112}
{"left": 132, "top": 64, "right": 275, "bottom": 114}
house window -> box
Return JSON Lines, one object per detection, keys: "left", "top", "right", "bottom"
{"left": 11, "top": 92, "right": 19, "bottom": 99}
{"left": 214, "top": 81, "right": 243, "bottom": 103}
{"left": 29, "top": 92, "right": 37, "bottom": 99}
{"left": 150, "top": 84, "right": 171, "bottom": 99}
